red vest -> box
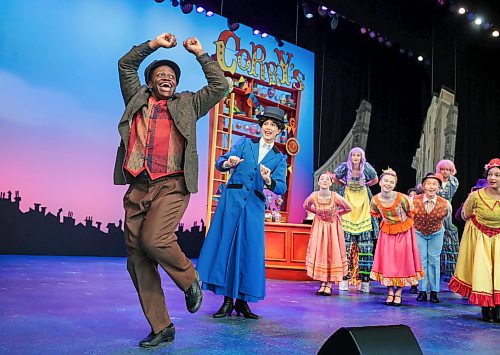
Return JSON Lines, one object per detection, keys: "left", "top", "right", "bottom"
{"left": 413, "top": 195, "right": 448, "bottom": 236}
{"left": 124, "top": 97, "right": 185, "bottom": 180}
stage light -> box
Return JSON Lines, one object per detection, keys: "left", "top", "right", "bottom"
{"left": 369, "top": 31, "right": 376, "bottom": 38}
{"left": 493, "top": 30, "right": 499, "bottom": 37}
{"left": 196, "top": 6, "right": 205, "bottom": 13}
{"left": 399, "top": 48, "right": 406, "bottom": 54}
{"left": 253, "top": 29, "right": 260, "bottom": 35}
{"left": 360, "top": 27, "right": 367, "bottom": 34}
{"left": 458, "top": 7, "right": 466, "bottom": 14}
{"left": 261, "top": 33, "right": 268, "bottom": 38}
{"left": 385, "top": 40, "right": 392, "bottom": 47}
{"left": 417, "top": 56, "right": 423, "bottom": 62}
{"left": 482, "top": 22, "right": 491, "bottom": 30}
{"left": 329, "top": 10, "right": 336, "bottom": 16}
{"left": 318, "top": 6, "right": 328, "bottom": 17}
{"left": 436, "top": 0, "right": 446, "bottom": 6}
{"left": 228, "top": 19, "right": 239, "bottom": 31}
{"left": 408, "top": 51, "right": 414, "bottom": 57}
{"left": 330, "top": 14, "right": 339, "bottom": 30}
{"left": 474, "top": 18, "right": 482, "bottom": 25}
{"left": 377, "top": 36, "right": 384, "bottom": 43}
{"left": 206, "top": 10, "right": 214, "bottom": 16}
{"left": 302, "top": 2, "right": 314, "bottom": 19}
{"left": 180, "top": 0, "right": 194, "bottom": 14}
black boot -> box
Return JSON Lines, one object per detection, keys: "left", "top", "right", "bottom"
{"left": 429, "top": 291, "right": 440, "bottom": 303}
{"left": 234, "top": 299, "right": 259, "bottom": 319}
{"left": 416, "top": 291, "right": 427, "bottom": 302}
{"left": 409, "top": 285, "right": 418, "bottom": 294}
{"left": 481, "top": 307, "right": 494, "bottom": 322}
{"left": 213, "top": 296, "right": 234, "bottom": 318}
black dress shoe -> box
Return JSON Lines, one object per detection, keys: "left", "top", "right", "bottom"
{"left": 316, "top": 283, "right": 326, "bottom": 295}
{"left": 139, "top": 324, "right": 175, "bottom": 348}
{"left": 213, "top": 296, "right": 234, "bottom": 318}
{"left": 416, "top": 291, "right": 427, "bottom": 302}
{"left": 234, "top": 299, "right": 259, "bottom": 319}
{"left": 322, "top": 285, "right": 332, "bottom": 296}
{"left": 481, "top": 307, "right": 494, "bottom": 323}
{"left": 409, "top": 285, "right": 418, "bottom": 294}
{"left": 384, "top": 295, "right": 395, "bottom": 306}
{"left": 393, "top": 294, "right": 402, "bottom": 307}
{"left": 429, "top": 291, "right": 440, "bottom": 303}
{"left": 185, "top": 270, "right": 203, "bottom": 313}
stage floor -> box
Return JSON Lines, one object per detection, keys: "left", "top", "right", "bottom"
{"left": 0, "top": 255, "right": 497, "bottom": 354}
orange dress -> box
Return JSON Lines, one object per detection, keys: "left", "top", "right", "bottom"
{"left": 370, "top": 193, "right": 424, "bottom": 286}
{"left": 304, "top": 192, "right": 352, "bottom": 282}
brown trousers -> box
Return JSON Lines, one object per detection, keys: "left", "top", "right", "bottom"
{"left": 123, "top": 175, "right": 195, "bottom": 333}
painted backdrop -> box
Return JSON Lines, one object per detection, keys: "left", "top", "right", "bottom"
{"left": 0, "top": 0, "right": 313, "bottom": 236}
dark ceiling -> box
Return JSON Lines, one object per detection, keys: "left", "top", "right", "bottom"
{"left": 202, "top": 0, "right": 500, "bottom": 58}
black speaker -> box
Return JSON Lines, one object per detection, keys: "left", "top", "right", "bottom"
{"left": 318, "top": 324, "right": 422, "bottom": 355}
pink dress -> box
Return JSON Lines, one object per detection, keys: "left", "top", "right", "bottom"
{"left": 304, "top": 192, "right": 352, "bottom": 282}
{"left": 370, "top": 193, "right": 424, "bottom": 286}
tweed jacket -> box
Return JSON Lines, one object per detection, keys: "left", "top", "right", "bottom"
{"left": 114, "top": 41, "right": 228, "bottom": 193}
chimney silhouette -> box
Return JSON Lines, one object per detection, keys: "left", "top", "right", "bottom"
{"left": 63, "top": 211, "right": 75, "bottom": 226}
{"left": 85, "top": 216, "right": 93, "bottom": 228}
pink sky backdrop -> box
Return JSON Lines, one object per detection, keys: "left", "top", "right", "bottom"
{"left": 0, "top": 70, "right": 213, "bottom": 227}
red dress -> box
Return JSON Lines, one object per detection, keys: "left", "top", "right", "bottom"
{"left": 370, "top": 193, "right": 424, "bottom": 286}
{"left": 304, "top": 192, "right": 352, "bottom": 282}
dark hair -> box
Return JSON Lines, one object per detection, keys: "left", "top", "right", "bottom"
{"left": 407, "top": 187, "right": 422, "bottom": 195}
{"left": 258, "top": 118, "right": 284, "bottom": 131}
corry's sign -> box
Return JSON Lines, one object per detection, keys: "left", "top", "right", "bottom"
{"left": 214, "top": 30, "right": 305, "bottom": 91}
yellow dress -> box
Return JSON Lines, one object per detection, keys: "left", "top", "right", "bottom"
{"left": 449, "top": 189, "right": 500, "bottom": 306}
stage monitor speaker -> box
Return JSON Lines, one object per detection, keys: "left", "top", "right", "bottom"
{"left": 318, "top": 324, "right": 422, "bottom": 355}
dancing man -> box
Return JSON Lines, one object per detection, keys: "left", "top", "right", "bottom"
{"left": 115, "top": 33, "right": 228, "bottom": 347}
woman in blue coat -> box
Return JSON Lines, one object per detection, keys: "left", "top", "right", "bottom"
{"left": 197, "top": 106, "right": 287, "bottom": 319}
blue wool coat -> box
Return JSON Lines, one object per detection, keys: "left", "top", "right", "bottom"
{"left": 197, "top": 137, "right": 287, "bottom": 302}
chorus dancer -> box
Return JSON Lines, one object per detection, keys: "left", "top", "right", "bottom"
{"left": 435, "top": 159, "right": 460, "bottom": 282}
{"left": 197, "top": 106, "right": 287, "bottom": 320}
{"left": 413, "top": 173, "right": 451, "bottom": 304}
{"left": 369, "top": 168, "right": 424, "bottom": 306}
{"left": 334, "top": 147, "right": 379, "bottom": 293}
{"left": 449, "top": 158, "right": 500, "bottom": 322}
{"left": 304, "top": 172, "right": 352, "bottom": 296}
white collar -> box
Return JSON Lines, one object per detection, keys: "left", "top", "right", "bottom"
{"left": 259, "top": 137, "right": 274, "bottom": 149}
{"left": 423, "top": 195, "right": 437, "bottom": 204}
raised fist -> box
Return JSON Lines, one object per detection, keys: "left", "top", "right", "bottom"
{"left": 183, "top": 37, "right": 205, "bottom": 56}
{"left": 150, "top": 33, "right": 177, "bottom": 49}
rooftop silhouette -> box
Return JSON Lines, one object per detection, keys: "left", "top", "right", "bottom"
{"left": 0, "top": 190, "right": 205, "bottom": 258}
